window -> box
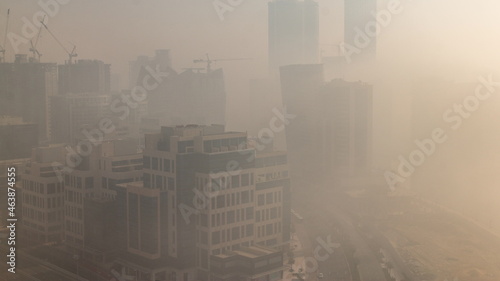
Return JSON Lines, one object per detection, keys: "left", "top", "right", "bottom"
{"left": 266, "top": 193, "right": 273, "bottom": 204}
{"left": 152, "top": 157, "right": 158, "bottom": 170}
{"left": 217, "top": 195, "right": 225, "bottom": 208}
{"left": 85, "top": 177, "right": 93, "bottom": 189}
{"left": 47, "top": 183, "right": 56, "bottom": 194}
{"left": 212, "top": 231, "right": 220, "bottom": 245}
{"left": 144, "top": 156, "right": 151, "bottom": 169}
{"left": 271, "top": 207, "right": 277, "bottom": 219}
{"left": 227, "top": 210, "right": 235, "bottom": 224}
{"left": 246, "top": 207, "right": 254, "bottom": 220}
{"left": 163, "top": 159, "right": 170, "bottom": 172}
{"left": 144, "top": 173, "right": 151, "bottom": 188}
{"left": 168, "top": 177, "right": 175, "bottom": 190}
{"left": 200, "top": 231, "right": 208, "bottom": 245}
{"left": 241, "top": 174, "right": 249, "bottom": 186}
{"left": 232, "top": 227, "right": 240, "bottom": 240}
{"left": 241, "top": 191, "right": 249, "bottom": 204}
{"left": 258, "top": 194, "right": 265, "bottom": 206}
{"left": 156, "top": 175, "right": 162, "bottom": 189}
{"left": 231, "top": 175, "right": 239, "bottom": 188}
{"left": 246, "top": 224, "right": 254, "bottom": 236}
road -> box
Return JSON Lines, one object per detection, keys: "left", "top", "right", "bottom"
{"left": 293, "top": 186, "right": 415, "bottom": 281}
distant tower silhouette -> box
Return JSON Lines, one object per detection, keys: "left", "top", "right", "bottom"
{"left": 268, "top": 0, "right": 319, "bottom": 72}
{"left": 344, "top": 0, "right": 377, "bottom": 62}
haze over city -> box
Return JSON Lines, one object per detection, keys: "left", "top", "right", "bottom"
{"left": 1, "top": 0, "right": 500, "bottom": 281}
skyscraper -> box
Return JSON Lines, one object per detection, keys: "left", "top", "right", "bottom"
{"left": 279, "top": 64, "right": 324, "bottom": 182}
{"left": 0, "top": 56, "right": 58, "bottom": 142}
{"left": 314, "top": 79, "right": 373, "bottom": 179}
{"left": 344, "top": 0, "right": 378, "bottom": 61}
{"left": 50, "top": 93, "right": 111, "bottom": 144}
{"left": 58, "top": 60, "right": 111, "bottom": 95}
{"left": 0, "top": 116, "right": 39, "bottom": 161}
{"left": 268, "top": 0, "right": 319, "bottom": 72}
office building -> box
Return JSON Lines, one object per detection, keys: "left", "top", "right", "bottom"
{"left": 62, "top": 139, "right": 143, "bottom": 263}
{"left": 314, "top": 79, "right": 373, "bottom": 178}
{"left": 50, "top": 93, "right": 111, "bottom": 144}
{"left": 20, "top": 145, "right": 66, "bottom": 245}
{"left": 279, "top": 64, "right": 324, "bottom": 182}
{"left": 0, "top": 116, "right": 39, "bottom": 161}
{"left": 117, "top": 125, "right": 287, "bottom": 281}
{"left": 0, "top": 57, "right": 58, "bottom": 141}
{"left": 58, "top": 60, "right": 111, "bottom": 95}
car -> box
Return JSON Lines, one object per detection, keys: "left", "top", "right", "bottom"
{"left": 317, "top": 272, "right": 324, "bottom": 279}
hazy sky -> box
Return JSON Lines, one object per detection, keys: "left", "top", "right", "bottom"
{"left": 3, "top": 0, "right": 500, "bottom": 232}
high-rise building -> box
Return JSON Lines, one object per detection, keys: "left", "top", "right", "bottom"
{"left": 50, "top": 93, "right": 111, "bottom": 144}
{"left": 314, "top": 79, "right": 373, "bottom": 178}
{"left": 62, "top": 139, "right": 143, "bottom": 263}
{"left": 344, "top": 0, "right": 378, "bottom": 61}
{"left": 116, "top": 125, "right": 287, "bottom": 281}
{"left": 268, "top": 0, "right": 319, "bottom": 72}
{"left": 0, "top": 116, "right": 39, "bottom": 161}
{"left": 279, "top": 64, "right": 324, "bottom": 182}
{"left": 129, "top": 49, "right": 172, "bottom": 89}
{"left": 0, "top": 57, "right": 58, "bottom": 141}
{"left": 58, "top": 60, "right": 111, "bottom": 95}
{"left": 20, "top": 145, "right": 66, "bottom": 245}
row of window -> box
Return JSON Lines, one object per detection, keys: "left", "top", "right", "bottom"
{"left": 257, "top": 222, "right": 281, "bottom": 238}
{"left": 22, "top": 180, "right": 62, "bottom": 195}
{"left": 66, "top": 220, "right": 83, "bottom": 235}
{"left": 209, "top": 190, "right": 254, "bottom": 210}
{"left": 65, "top": 205, "right": 83, "bottom": 220}
{"left": 64, "top": 175, "right": 94, "bottom": 190}
{"left": 144, "top": 173, "right": 175, "bottom": 190}
{"left": 65, "top": 190, "right": 84, "bottom": 204}
{"left": 200, "top": 224, "right": 254, "bottom": 245}
{"left": 22, "top": 208, "right": 62, "bottom": 225}
{"left": 144, "top": 156, "right": 175, "bottom": 173}
{"left": 256, "top": 207, "right": 281, "bottom": 223}
{"left": 257, "top": 191, "right": 282, "bottom": 206}
{"left": 23, "top": 193, "right": 63, "bottom": 209}
{"left": 201, "top": 207, "right": 254, "bottom": 228}
{"left": 198, "top": 173, "right": 254, "bottom": 192}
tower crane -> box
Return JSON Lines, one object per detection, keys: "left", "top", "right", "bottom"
{"left": 40, "top": 20, "right": 77, "bottom": 64}
{"left": 0, "top": 9, "right": 10, "bottom": 63}
{"left": 29, "top": 15, "right": 45, "bottom": 62}
{"left": 193, "top": 53, "right": 251, "bottom": 73}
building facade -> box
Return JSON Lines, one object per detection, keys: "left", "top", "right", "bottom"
{"left": 117, "top": 125, "right": 288, "bottom": 281}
